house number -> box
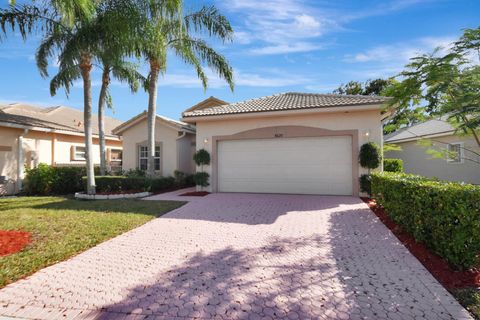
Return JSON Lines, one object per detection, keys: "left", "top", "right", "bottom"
{"left": 274, "top": 133, "right": 283, "bottom": 138}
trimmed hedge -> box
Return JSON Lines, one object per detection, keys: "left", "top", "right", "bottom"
{"left": 24, "top": 164, "right": 99, "bottom": 195}
{"left": 83, "top": 175, "right": 180, "bottom": 193}
{"left": 371, "top": 172, "right": 480, "bottom": 270}
{"left": 383, "top": 158, "right": 404, "bottom": 173}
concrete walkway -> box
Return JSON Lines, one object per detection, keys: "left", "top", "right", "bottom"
{"left": 0, "top": 192, "right": 472, "bottom": 319}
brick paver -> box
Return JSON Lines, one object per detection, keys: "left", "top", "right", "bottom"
{"left": 0, "top": 192, "right": 472, "bottom": 319}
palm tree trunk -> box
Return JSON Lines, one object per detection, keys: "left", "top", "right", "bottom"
{"left": 80, "top": 52, "right": 96, "bottom": 194}
{"left": 147, "top": 58, "right": 160, "bottom": 177}
{"left": 98, "top": 66, "right": 110, "bottom": 176}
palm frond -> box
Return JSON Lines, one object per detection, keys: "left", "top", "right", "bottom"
{"left": 184, "top": 6, "right": 233, "bottom": 42}
{"left": 49, "top": 64, "right": 81, "bottom": 97}
{"left": 111, "top": 61, "right": 146, "bottom": 93}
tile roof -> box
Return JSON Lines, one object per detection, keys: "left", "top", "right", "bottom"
{"left": 0, "top": 103, "right": 123, "bottom": 137}
{"left": 182, "top": 92, "right": 390, "bottom": 118}
{"left": 385, "top": 117, "right": 455, "bottom": 143}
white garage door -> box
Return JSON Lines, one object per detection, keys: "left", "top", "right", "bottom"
{"left": 217, "top": 136, "right": 353, "bottom": 195}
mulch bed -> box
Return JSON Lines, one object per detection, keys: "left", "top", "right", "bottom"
{"left": 0, "top": 230, "right": 32, "bottom": 256}
{"left": 361, "top": 197, "right": 480, "bottom": 290}
{"left": 179, "top": 191, "right": 210, "bottom": 197}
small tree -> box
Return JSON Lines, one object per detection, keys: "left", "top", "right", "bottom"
{"left": 193, "top": 149, "right": 210, "bottom": 190}
{"left": 359, "top": 142, "right": 381, "bottom": 172}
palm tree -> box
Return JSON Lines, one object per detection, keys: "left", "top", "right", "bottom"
{"left": 133, "top": 3, "right": 235, "bottom": 176}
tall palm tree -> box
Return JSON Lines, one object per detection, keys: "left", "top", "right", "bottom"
{"left": 133, "top": 3, "right": 235, "bottom": 176}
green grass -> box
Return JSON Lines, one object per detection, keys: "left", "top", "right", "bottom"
{"left": 454, "top": 288, "right": 480, "bottom": 319}
{"left": 0, "top": 196, "right": 185, "bottom": 288}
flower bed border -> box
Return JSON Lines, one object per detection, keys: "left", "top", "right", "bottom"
{"left": 75, "top": 191, "right": 151, "bottom": 200}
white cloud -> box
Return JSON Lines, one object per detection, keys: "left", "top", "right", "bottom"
{"left": 344, "top": 36, "right": 455, "bottom": 63}
{"left": 249, "top": 42, "right": 323, "bottom": 55}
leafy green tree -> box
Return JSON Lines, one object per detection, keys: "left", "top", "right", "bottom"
{"left": 385, "top": 26, "right": 480, "bottom": 147}
{"left": 333, "top": 78, "right": 392, "bottom": 96}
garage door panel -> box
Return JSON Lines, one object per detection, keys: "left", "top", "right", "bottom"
{"left": 217, "top": 136, "right": 353, "bottom": 195}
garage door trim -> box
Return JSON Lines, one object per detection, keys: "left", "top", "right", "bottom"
{"left": 211, "top": 126, "right": 359, "bottom": 195}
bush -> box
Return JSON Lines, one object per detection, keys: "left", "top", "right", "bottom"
{"left": 193, "top": 172, "right": 210, "bottom": 187}
{"left": 383, "top": 158, "right": 404, "bottom": 173}
{"left": 24, "top": 164, "right": 93, "bottom": 195}
{"left": 149, "top": 176, "right": 175, "bottom": 192}
{"left": 359, "top": 142, "right": 381, "bottom": 169}
{"left": 24, "top": 163, "right": 54, "bottom": 195}
{"left": 193, "top": 149, "right": 210, "bottom": 166}
{"left": 359, "top": 174, "right": 372, "bottom": 195}
{"left": 371, "top": 172, "right": 480, "bottom": 270}
{"left": 173, "top": 170, "right": 195, "bottom": 187}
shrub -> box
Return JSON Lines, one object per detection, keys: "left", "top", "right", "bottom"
{"left": 24, "top": 164, "right": 92, "bottom": 195}
{"left": 124, "top": 168, "right": 146, "bottom": 177}
{"left": 84, "top": 176, "right": 148, "bottom": 193}
{"left": 193, "top": 172, "right": 210, "bottom": 187}
{"left": 383, "top": 158, "right": 404, "bottom": 173}
{"left": 173, "top": 170, "right": 195, "bottom": 187}
{"left": 24, "top": 163, "right": 54, "bottom": 195}
{"left": 193, "top": 149, "right": 210, "bottom": 166}
{"left": 359, "top": 174, "right": 372, "bottom": 195}
{"left": 371, "top": 172, "right": 480, "bottom": 270}
{"left": 149, "top": 176, "right": 175, "bottom": 192}
{"left": 359, "top": 142, "right": 381, "bottom": 170}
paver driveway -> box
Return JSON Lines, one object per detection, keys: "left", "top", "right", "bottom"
{"left": 0, "top": 192, "right": 472, "bottom": 320}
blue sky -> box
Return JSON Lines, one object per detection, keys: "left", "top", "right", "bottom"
{"left": 0, "top": 0, "right": 479, "bottom": 121}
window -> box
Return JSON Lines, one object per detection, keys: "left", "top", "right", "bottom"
{"left": 138, "top": 145, "right": 160, "bottom": 171}
{"left": 73, "top": 146, "right": 86, "bottom": 160}
{"left": 110, "top": 149, "right": 122, "bottom": 162}
{"left": 447, "top": 143, "right": 463, "bottom": 163}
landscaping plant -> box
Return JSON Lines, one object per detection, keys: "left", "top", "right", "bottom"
{"left": 371, "top": 172, "right": 480, "bottom": 270}
{"left": 383, "top": 158, "right": 404, "bottom": 173}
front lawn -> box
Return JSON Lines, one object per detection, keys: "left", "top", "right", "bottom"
{"left": 0, "top": 196, "right": 184, "bottom": 288}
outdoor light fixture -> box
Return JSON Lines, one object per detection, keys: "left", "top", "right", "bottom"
{"left": 204, "top": 138, "right": 209, "bottom": 144}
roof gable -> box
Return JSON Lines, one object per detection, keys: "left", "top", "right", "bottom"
{"left": 182, "top": 96, "right": 229, "bottom": 113}
{"left": 112, "top": 111, "right": 195, "bottom": 135}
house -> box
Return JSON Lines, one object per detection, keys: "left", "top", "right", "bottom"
{"left": 112, "top": 111, "right": 196, "bottom": 176}
{"left": 182, "top": 92, "right": 390, "bottom": 196}
{"left": 0, "top": 103, "right": 123, "bottom": 195}
{"left": 385, "top": 117, "right": 480, "bottom": 184}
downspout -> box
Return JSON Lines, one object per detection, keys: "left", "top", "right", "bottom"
{"left": 17, "top": 129, "right": 29, "bottom": 193}
{"left": 176, "top": 131, "right": 187, "bottom": 172}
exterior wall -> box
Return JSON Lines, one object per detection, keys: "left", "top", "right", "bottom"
{"left": 0, "top": 126, "right": 122, "bottom": 195}
{"left": 194, "top": 109, "right": 383, "bottom": 193}
{"left": 176, "top": 132, "right": 196, "bottom": 174}
{"left": 121, "top": 118, "right": 180, "bottom": 176}
{"left": 386, "top": 135, "right": 480, "bottom": 184}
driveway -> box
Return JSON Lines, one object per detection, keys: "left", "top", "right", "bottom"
{"left": 0, "top": 192, "right": 472, "bottom": 319}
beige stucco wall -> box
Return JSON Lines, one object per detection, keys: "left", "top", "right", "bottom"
{"left": 0, "top": 126, "right": 122, "bottom": 195}
{"left": 193, "top": 108, "right": 384, "bottom": 193}
{"left": 121, "top": 118, "right": 194, "bottom": 176}
{"left": 386, "top": 135, "right": 480, "bottom": 184}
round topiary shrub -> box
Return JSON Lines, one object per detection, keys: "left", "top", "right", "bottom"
{"left": 359, "top": 142, "right": 381, "bottom": 170}
{"left": 193, "top": 149, "right": 211, "bottom": 166}
{"left": 193, "top": 172, "right": 210, "bottom": 187}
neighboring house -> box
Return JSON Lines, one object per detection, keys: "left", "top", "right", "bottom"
{"left": 182, "top": 92, "right": 390, "bottom": 196}
{"left": 112, "top": 111, "right": 196, "bottom": 176}
{"left": 0, "top": 103, "right": 123, "bottom": 195}
{"left": 385, "top": 118, "right": 480, "bottom": 184}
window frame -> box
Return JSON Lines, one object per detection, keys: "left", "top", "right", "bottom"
{"left": 72, "top": 146, "right": 86, "bottom": 161}
{"left": 109, "top": 148, "right": 123, "bottom": 162}
{"left": 446, "top": 142, "right": 464, "bottom": 164}
{"left": 138, "top": 144, "right": 161, "bottom": 172}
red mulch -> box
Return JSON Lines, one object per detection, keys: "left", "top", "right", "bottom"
{"left": 0, "top": 230, "right": 32, "bottom": 256}
{"left": 361, "top": 197, "right": 480, "bottom": 290}
{"left": 179, "top": 191, "right": 210, "bottom": 197}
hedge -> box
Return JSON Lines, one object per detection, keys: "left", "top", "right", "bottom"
{"left": 371, "top": 172, "right": 480, "bottom": 270}
{"left": 24, "top": 164, "right": 99, "bottom": 195}
{"left": 83, "top": 175, "right": 186, "bottom": 193}
{"left": 383, "top": 158, "right": 404, "bottom": 172}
